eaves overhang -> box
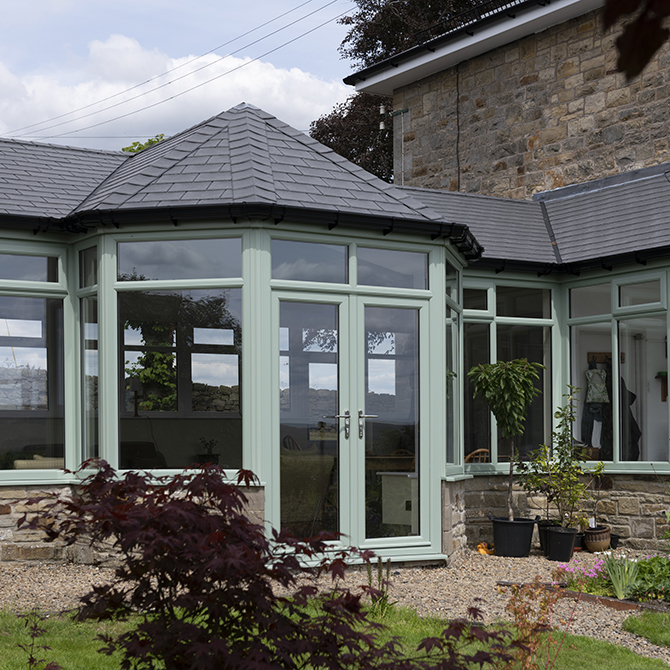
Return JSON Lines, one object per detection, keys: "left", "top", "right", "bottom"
{"left": 54, "top": 203, "right": 484, "bottom": 261}
{"left": 343, "top": 0, "right": 604, "bottom": 96}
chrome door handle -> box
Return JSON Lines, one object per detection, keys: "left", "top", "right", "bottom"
{"left": 358, "top": 409, "right": 378, "bottom": 438}
{"left": 323, "top": 410, "right": 350, "bottom": 439}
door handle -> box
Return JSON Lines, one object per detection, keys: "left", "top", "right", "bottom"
{"left": 323, "top": 410, "right": 350, "bottom": 439}
{"left": 358, "top": 409, "right": 378, "bottom": 438}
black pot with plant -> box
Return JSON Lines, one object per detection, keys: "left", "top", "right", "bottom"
{"left": 196, "top": 437, "right": 220, "bottom": 465}
{"left": 468, "top": 358, "right": 544, "bottom": 557}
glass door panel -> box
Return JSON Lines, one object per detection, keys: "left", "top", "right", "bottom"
{"left": 279, "top": 302, "right": 339, "bottom": 536}
{"left": 364, "top": 306, "right": 419, "bottom": 539}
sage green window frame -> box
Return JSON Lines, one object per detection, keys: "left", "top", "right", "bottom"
{"left": 92, "top": 230, "right": 246, "bottom": 474}
{"left": 567, "top": 269, "right": 670, "bottom": 472}
{"left": 462, "top": 277, "right": 556, "bottom": 473}
{"left": 267, "top": 230, "right": 450, "bottom": 558}
{"left": 0, "top": 239, "right": 75, "bottom": 485}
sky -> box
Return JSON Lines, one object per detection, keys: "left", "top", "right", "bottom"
{"left": 0, "top": 0, "right": 359, "bottom": 151}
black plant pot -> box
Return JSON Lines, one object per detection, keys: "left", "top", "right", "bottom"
{"left": 574, "top": 532, "right": 584, "bottom": 552}
{"left": 610, "top": 533, "right": 620, "bottom": 550}
{"left": 196, "top": 453, "right": 220, "bottom": 465}
{"left": 538, "top": 520, "right": 561, "bottom": 557}
{"left": 547, "top": 526, "right": 577, "bottom": 562}
{"left": 489, "top": 515, "right": 538, "bottom": 557}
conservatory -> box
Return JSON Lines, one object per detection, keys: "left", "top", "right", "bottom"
{"left": 1, "top": 104, "right": 670, "bottom": 562}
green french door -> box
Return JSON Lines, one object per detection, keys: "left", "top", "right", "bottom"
{"left": 278, "top": 294, "right": 424, "bottom": 547}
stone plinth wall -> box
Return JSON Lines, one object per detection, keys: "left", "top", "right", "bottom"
{"left": 462, "top": 473, "right": 670, "bottom": 551}
{"left": 192, "top": 383, "right": 240, "bottom": 412}
{"left": 0, "top": 483, "right": 265, "bottom": 564}
{"left": 394, "top": 9, "right": 670, "bottom": 199}
{"left": 442, "top": 479, "right": 468, "bottom": 562}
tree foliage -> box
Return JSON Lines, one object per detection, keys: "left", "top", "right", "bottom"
{"left": 604, "top": 0, "right": 670, "bottom": 79}
{"left": 311, "top": 1, "right": 478, "bottom": 181}
{"left": 310, "top": 93, "right": 393, "bottom": 182}
{"left": 122, "top": 134, "right": 165, "bottom": 153}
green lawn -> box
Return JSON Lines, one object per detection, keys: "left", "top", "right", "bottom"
{"left": 0, "top": 606, "right": 667, "bottom": 670}
{"left": 623, "top": 611, "right": 670, "bottom": 648}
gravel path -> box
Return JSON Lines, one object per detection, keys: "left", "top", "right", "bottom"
{"left": 0, "top": 550, "right": 667, "bottom": 665}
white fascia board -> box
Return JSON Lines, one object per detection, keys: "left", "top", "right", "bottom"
{"left": 353, "top": 0, "right": 604, "bottom": 96}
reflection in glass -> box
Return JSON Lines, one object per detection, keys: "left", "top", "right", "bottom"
{"left": 118, "top": 238, "right": 242, "bottom": 281}
{"left": 79, "top": 247, "right": 97, "bottom": 288}
{"left": 570, "top": 283, "right": 611, "bottom": 318}
{"left": 464, "top": 322, "right": 490, "bottom": 460}
{"left": 620, "top": 280, "right": 661, "bottom": 307}
{"left": 82, "top": 297, "right": 98, "bottom": 460}
{"left": 118, "top": 288, "right": 242, "bottom": 469}
{"left": 463, "top": 289, "right": 487, "bottom": 310}
{"left": 0, "top": 296, "right": 64, "bottom": 470}
{"left": 365, "top": 307, "right": 419, "bottom": 539}
{"left": 279, "top": 302, "right": 339, "bottom": 537}
{"left": 497, "top": 286, "right": 550, "bottom": 318}
{"left": 272, "top": 240, "right": 347, "bottom": 283}
{"left": 0, "top": 254, "right": 57, "bottom": 282}
{"left": 497, "top": 324, "right": 551, "bottom": 461}
{"left": 358, "top": 248, "right": 427, "bottom": 289}
{"left": 618, "top": 316, "right": 668, "bottom": 462}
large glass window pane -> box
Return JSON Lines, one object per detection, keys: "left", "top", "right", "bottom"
{"left": 365, "top": 307, "right": 420, "bottom": 539}
{"left": 571, "top": 323, "right": 614, "bottom": 460}
{"left": 570, "top": 283, "right": 611, "bottom": 318}
{"left": 279, "top": 302, "right": 339, "bottom": 537}
{"left": 272, "top": 240, "right": 347, "bottom": 283}
{"left": 0, "top": 254, "right": 57, "bottom": 282}
{"left": 117, "top": 238, "right": 241, "bottom": 281}
{"left": 497, "top": 324, "right": 551, "bottom": 461}
{"left": 358, "top": 248, "right": 427, "bottom": 289}
{"left": 464, "top": 323, "right": 490, "bottom": 461}
{"left": 0, "top": 297, "right": 64, "bottom": 470}
{"left": 82, "top": 297, "right": 98, "bottom": 460}
{"left": 620, "top": 280, "right": 661, "bottom": 307}
{"left": 497, "top": 286, "right": 550, "bottom": 319}
{"left": 118, "top": 288, "right": 242, "bottom": 469}
{"left": 619, "top": 316, "right": 668, "bottom": 462}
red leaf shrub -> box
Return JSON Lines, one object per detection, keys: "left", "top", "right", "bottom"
{"left": 20, "top": 461, "right": 520, "bottom": 670}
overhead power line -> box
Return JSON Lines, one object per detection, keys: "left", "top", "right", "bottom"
{"left": 9, "top": 0, "right": 351, "bottom": 139}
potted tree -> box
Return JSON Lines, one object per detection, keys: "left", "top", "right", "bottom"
{"left": 519, "top": 389, "right": 604, "bottom": 561}
{"left": 468, "top": 358, "right": 543, "bottom": 557}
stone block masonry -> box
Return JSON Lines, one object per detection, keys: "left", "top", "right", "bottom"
{"left": 0, "top": 482, "right": 265, "bottom": 564}
{"left": 461, "top": 473, "right": 670, "bottom": 552}
{"left": 393, "top": 9, "right": 670, "bottom": 199}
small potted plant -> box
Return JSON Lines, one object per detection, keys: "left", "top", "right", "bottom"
{"left": 468, "top": 358, "right": 543, "bottom": 557}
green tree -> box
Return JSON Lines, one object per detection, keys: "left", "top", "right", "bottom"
{"left": 310, "top": 0, "right": 479, "bottom": 182}
{"left": 122, "top": 133, "right": 165, "bottom": 153}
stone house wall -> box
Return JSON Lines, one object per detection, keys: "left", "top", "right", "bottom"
{"left": 0, "top": 483, "right": 265, "bottom": 563}
{"left": 463, "top": 473, "right": 670, "bottom": 551}
{"left": 393, "top": 8, "right": 670, "bottom": 199}
{"left": 442, "top": 479, "right": 468, "bottom": 562}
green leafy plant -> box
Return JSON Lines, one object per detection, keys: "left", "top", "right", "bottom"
{"left": 468, "top": 359, "right": 544, "bottom": 520}
{"left": 605, "top": 554, "right": 640, "bottom": 600}
{"left": 630, "top": 555, "right": 670, "bottom": 602}
{"left": 366, "top": 556, "right": 397, "bottom": 618}
{"left": 518, "top": 389, "right": 604, "bottom": 527}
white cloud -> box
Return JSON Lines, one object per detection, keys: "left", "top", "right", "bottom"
{"left": 0, "top": 34, "right": 350, "bottom": 149}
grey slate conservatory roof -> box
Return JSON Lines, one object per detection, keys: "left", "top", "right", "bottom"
{"left": 2, "top": 102, "right": 670, "bottom": 274}
{"left": 0, "top": 104, "right": 481, "bottom": 260}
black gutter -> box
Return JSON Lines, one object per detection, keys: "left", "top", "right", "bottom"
{"left": 0, "top": 203, "right": 484, "bottom": 261}
{"left": 343, "top": 0, "right": 550, "bottom": 86}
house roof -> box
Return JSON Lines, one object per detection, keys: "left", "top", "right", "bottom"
{"left": 0, "top": 138, "right": 125, "bottom": 222}
{"left": 344, "top": 0, "right": 603, "bottom": 96}
{"left": 0, "top": 104, "right": 482, "bottom": 259}
{"left": 399, "top": 186, "right": 557, "bottom": 271}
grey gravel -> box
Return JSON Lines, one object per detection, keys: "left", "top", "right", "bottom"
{"left": 0, "top": 550, "right": 668, "bottom": 665}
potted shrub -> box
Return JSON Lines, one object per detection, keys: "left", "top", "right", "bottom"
{"left": 468, "top": 358, "right": 543, "bottom": 557}
{"left": 519, "top": 389, "right": 604, "bottom": 561}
